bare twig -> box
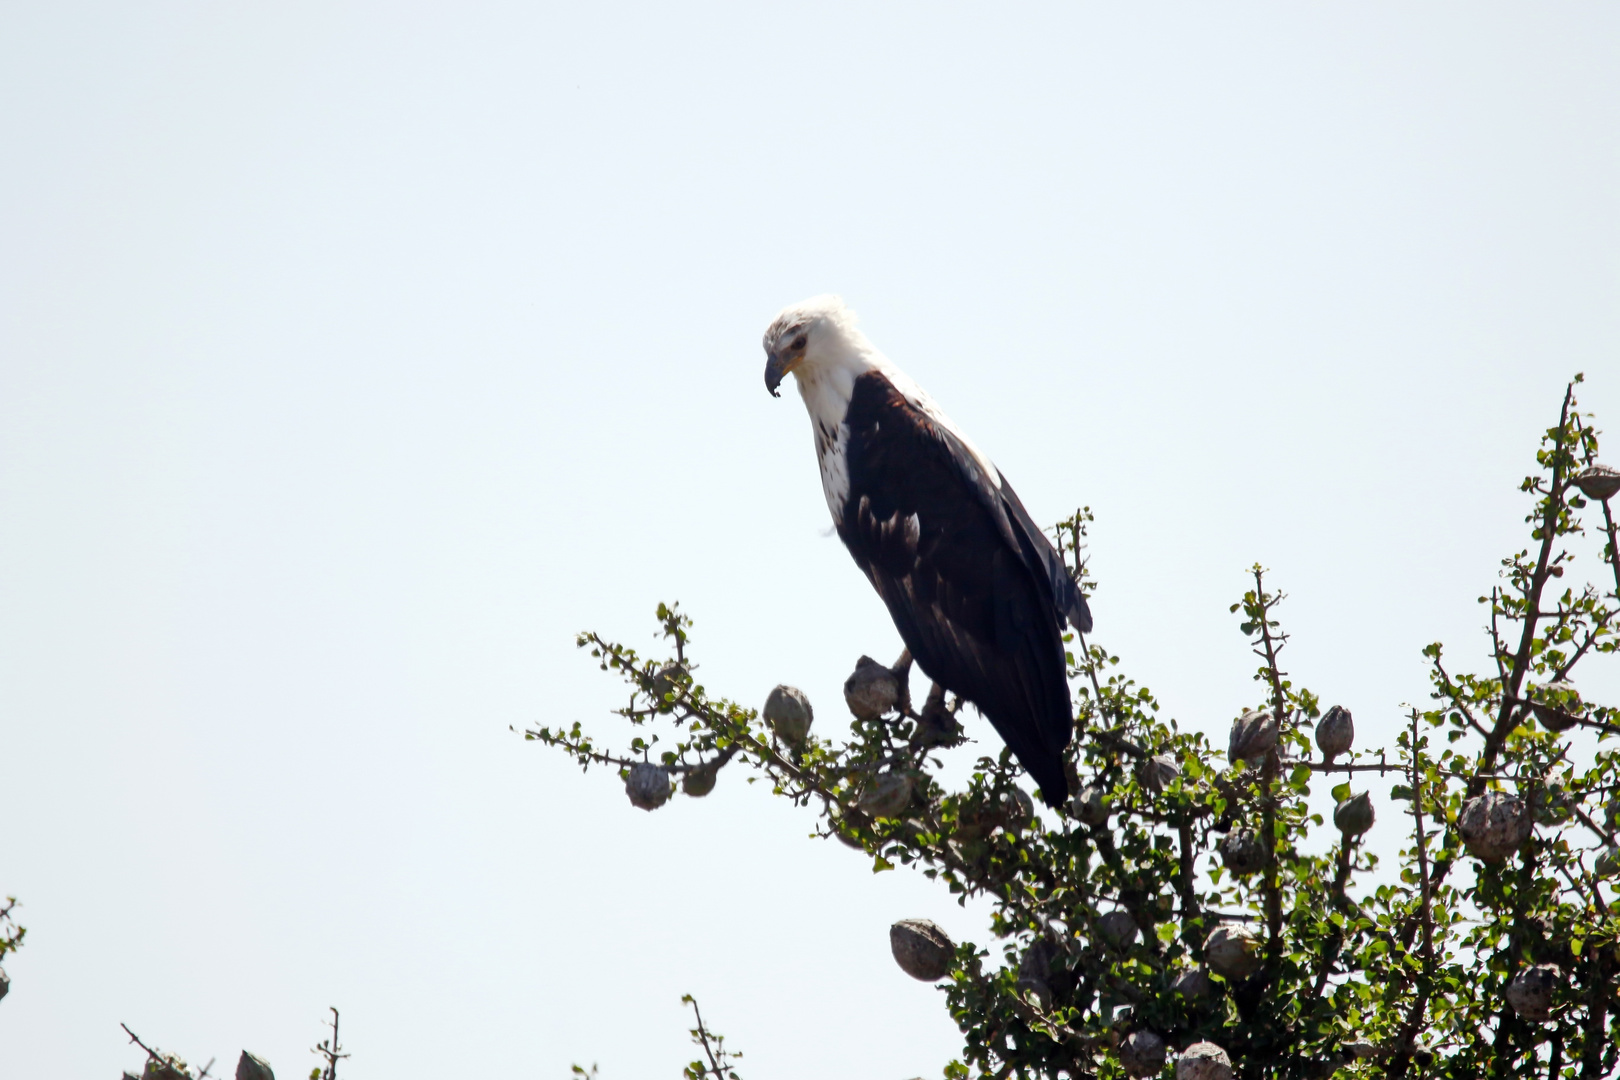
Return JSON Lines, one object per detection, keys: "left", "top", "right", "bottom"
{"left": 1251, "top": 568, "right": 1289, "bottom": 969}
{"left": 311, "top": 1007, "right": 348, "bottom": 1080}
{"left": 1390, "top": 712, "right": 1435, "bottom": 1076}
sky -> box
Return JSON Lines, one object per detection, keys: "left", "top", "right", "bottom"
{"left": 1, "top": 2, "right": 1618, "bottom": 1077}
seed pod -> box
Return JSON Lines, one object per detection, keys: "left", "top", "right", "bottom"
{"left": 625, "top": 763, "right": 672, "bottom": 811}
{"left": 858, "top": 771, "right": 913, "bottom": 819}
{"left": 1003, "top": 787, "right": 1035, "bottom": 832}
{"left": 1505, "top": 963, "right": 1559, "bottom": 1022}
{"left": 830, "top": 804, "right": 869, "bottom": 850}
{"left": 650, "top": 662, "right": 687, "bottom": 712}
{"left": 763, "top": 684, "right": 814, "bottom": 745}
{"left": 1219, "top": 828, "right": 1267, "bottom": 875}
{"left": 1530, "top": 782, "right": 1570, "bottom": 825}
{"left": 1528, "top": 681, "right": 1583, "bottom": 733}
{"left": 913, "top": 705, "right": 959, "bottom": 747}
{"left": 844, "top": 655, "right": 901, "bottom": 720}
{"left": 236, "top": 1052, "right": 275, "bottom": 1080}
{"left": 681, "top": 761, "right": 718, "bottom": 798}
{"left": 1120, "top": 1030, "right": 1167, "bottom": 1078}
{"left": 1334, "top": 792, "right": 1375, "bottom": 838}
{"left": 1143, "top": 753, "right": 1181, "bottom": 793}
{"left": 1016, "top": 974, "right": 1053, "bottom": 1009}
{"left": 1228, "top": 709, "right": 1279, "bottom": 766}
{"left": 953, "top": 798, "right": 1004, "bottom": 842}
{"left": 1016, "top": 935, "right": 1057, "bottom": 1006}
{"left": 1071, "top": 784, "right": 1108, "bottom": 826}
{"left": 1595, "top": 845, "right": 1620, "bottom": 879}
{"left": 889, "top": 918, "right": 954, "bottom": 981}
{"left": 1344, "top": 1041, "right": 1383, "bottom": 1059}
{"left": 1172, "top": 966, "right": 1215, "bottom": 1001}
{"left": 1204, "top": 924, "right": 1262, "bottom": 980}
{"left": 1458, "top": 792, "right": 1531, "bottom": 862}
{"left": 1018, "top": 936, "right": 1053, "bottom": 980}
{"left": 1176, "top": 1041, "right": 1234, "bottom": 1080}
{"left": 1573, "top": 463, "right": 1620, "bottom": 501}
{"left": 1316, "top": 705, "right": 1353, "bottom": 762}
{"left": 1099, "top": 910, "right": 1138, "bottom": 950}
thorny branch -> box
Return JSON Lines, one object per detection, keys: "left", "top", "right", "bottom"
{"left": 538, "top": 380, "right": 1620, "bottom": 1079}
{"left": 311, "top": 1007, "right": 348, "bottom": 1080}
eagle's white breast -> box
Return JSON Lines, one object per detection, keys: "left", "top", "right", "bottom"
{"left": 772, "top": 294, "right": 999, "bottom": 529}
{"left": 817, "top": 421, "right": 850, "bottom": 523}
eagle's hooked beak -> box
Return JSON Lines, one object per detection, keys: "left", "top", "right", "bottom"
{"left": 764, "top": 351, "right": 798, "bottom": 398}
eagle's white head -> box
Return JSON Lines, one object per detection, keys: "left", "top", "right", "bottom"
{"left": 760, "top": 295, "right": 1002, "bottom": 501}
{"left": 761, "top": 294, "right": 887, "bottom": 444}
{"left": 761, "top": 294, "right": 875, "bottom": 396}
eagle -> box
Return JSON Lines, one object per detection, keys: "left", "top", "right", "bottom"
{"left": 762, "top": 295, "right": 1090, "bottom": 806}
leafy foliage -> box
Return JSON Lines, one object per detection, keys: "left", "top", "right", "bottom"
{"left": 533, "top": 379, "right": 1620, "bottom": 1078}
{"left": 0, "top": 897, "right": 23, "bottom": 972}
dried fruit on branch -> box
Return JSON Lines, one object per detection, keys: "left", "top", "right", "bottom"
{"left": 1071, "top": 784, "right": 1109, "bottom": 826}
{"left": 650, "top": 662, "right": 687, "bottom": 712}
{"left": 235, "top": 1052, "right": 275, "bottom": 1080}
{"left": 1573, "top": 462, "right": 1620, "bottom": 500}
{"left": 1594, "top": 845, "right": 1620, "bottom": 879}
{"left": 763, "top": 684, "right": 814, "bottom": 745}
{"left": 1527, "top": 681, "right": 1583, "bottom": 733}
{"left": 1228, "top": 709, "right": 1279, "bottom": 766}
{"left": 681, "top": 761, "right": 718, "bottom": 798}
{"left": 1334, "top": 792, "right": 1375, "bottom": 838}
{"left": 889, "top": 918, "right": 954, "bottom": 981}
{"left": 1205, "top": 925, "right": 1262, "bottom": 980}
{"left": 1120, "top": 1030, "right": 1167, "bottom": 1078}
{"left": 844, "top": 656, "right": 901, "bottom": 720}
{"left": 1458, "top": 792, "right": 1531, "bottom": 862}
{"left": 1316, "top": 705, "right": 1353, "bottom": 762}
{"left": 1172, "top": 966, "right": 1215, "bottom": 1001}
{"left": 1142, "top": 753, "right": 1181, "bottom": 793}
{"left": 1505, "top": 964, "right": 1559, "bottom": 1022}
{"left": 625, "top": 763, "right": 672, "bottom": 811}
{"left": 858, "top": 771, "right": 913, "bottom": 819}
{"left": 1176, "top": 1041, "right": 1234, "bottom": 1080}
{"left": 1099, "top": 910, "right": 1138, "bottom": 950}
{"left": 829, "top": 805, "right": 868, "bottom": 850}
{"left": 1530, "top": 781, "right": 1571, "bottom": 825}
{"left": 1016, "top": 937, "right": 1056, "bottom": 1008}
{"left": 1003, "top": 787, "right": 1035, "bottom": 832}
{"left": 1219, "top": 828, "right": 1267, "bottom": 874}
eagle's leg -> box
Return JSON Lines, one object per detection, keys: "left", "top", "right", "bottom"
{"left": 891, "top": 648, "right": 913, "bottom": 717}
{"left": 913, "top": 681, "right": 959, "bottom": 748}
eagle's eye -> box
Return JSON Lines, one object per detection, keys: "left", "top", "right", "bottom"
{"left": 792, "top": 335, "right": 807, "bottom": 351}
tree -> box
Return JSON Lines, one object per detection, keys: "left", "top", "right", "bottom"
{"left": 0, "top": 896, "right": 23, "bottom": 1005}
{"left": 532, "top": 378, "right": 1620, "bottom": 1079}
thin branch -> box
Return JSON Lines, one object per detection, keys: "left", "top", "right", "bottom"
{"left": 1251, "top": 568, "right": 1289, "bottom": 970}
{"left": 120, "top": 1023, "right": 163, "bottom": 1063}
{"left": 1390, "top": 711, "right": 1436, "bottom": 1076}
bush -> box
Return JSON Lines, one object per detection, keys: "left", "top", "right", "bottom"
{"left": 532, "top": 378, "right": 1620, "bottom": 1078}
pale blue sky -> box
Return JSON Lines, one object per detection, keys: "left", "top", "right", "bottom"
{"left": 2, "top": 3, "right": 1618, "bottom": 1077}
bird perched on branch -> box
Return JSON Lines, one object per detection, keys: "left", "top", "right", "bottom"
{"left": 762, "top": 295, "right": 1090, "bottom": 806}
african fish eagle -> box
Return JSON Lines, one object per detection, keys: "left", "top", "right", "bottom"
{"left": 762, "top": 295, "right": 1091, "bottom": 807}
